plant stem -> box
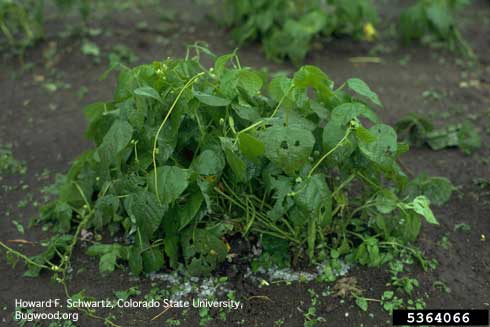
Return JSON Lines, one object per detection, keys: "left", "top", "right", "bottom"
{"left": 270, "top": 84, "right": 293, "bottom": 118}
{"left": 0, "top": 241, "right": 50, "bottom": 270}
{"left": 308, "top": 128, "right": 352, "bottom": 178}
{"left": 152, "top": 72, "right": 205, "bottom": 204}
{"left": 332, "top": 174, "right": 355, "bottom": 198}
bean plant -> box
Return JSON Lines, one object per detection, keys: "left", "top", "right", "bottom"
{"left": 216, "top": 0, "right": 378, "bottom": 64}
{"left": 1, "top": 0, "right": 114, "bottom": 51}
{"left": 399, "top": 0, "right": 474, "bottom": 58}
{"left": 2, "top": 49, "right": 452, "bottom": 279}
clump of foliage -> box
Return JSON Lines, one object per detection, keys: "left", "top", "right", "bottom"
{"left": 3, "top": 49, "right": 452, "bottom": 279}
{"left": 216, "top": 0, "right": 378, "bottom": 64}
{"left": 0, "top": 0, "right": 97, "bottom": 51}
{"left": 0, "top": 0, "right": 44, "bottom": 48}
{"left": 396, "top": 113, "right": 481, "bottom": 155}
{"left": 399, "top": 0, "right": 474, "bottom": 58}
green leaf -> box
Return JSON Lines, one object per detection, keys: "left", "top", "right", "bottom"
{"left": 232, "top": 104, "right": 261, "bottom": 122}
{"left": 426, "top": 122, "right": 480, "bottom": 154}
{"left": 95, "top": 120, "right": 133, "bottom": 163}
{"left": 358, "top": 124, "right": 398, "bottom": 167}
{"left": 399, "top": 3, "right": 427, "bottom": 42}
{"left": 262, "top": 126, "right": 315, "bottom": 176}
{"left": 458, "top": 121, "right": 481, "bottom": 155}
{"left": 426, "top": 128, "right": 459, "bottom": 150}
{"left": 12, "top": 220, "right": 24, "bottom": 234}
{"left": 402, "top": 196, "right": 438, "bottom": 225}
{"left": 134, "top": 86, "right": 163, "bottom": 103}
{"left": 181, "top": 229, "right": 227, "bottom": 276}
{"left": 179, "top": 192, "right": 204, "bottom": 231}
{"left": 93, "top": 195, "right": 119, "bottom": 229}
{"left": 86, "top": 244, "right": 127, "bottom": 275}
{"left": 293, "top": 65, "right": 333, "bottom": 100}
{"left": 399, "top": 211, "right": 422, "bottom": 242}
{"left": 253, "top": 235, "right": 291, "bottom": 271}
{"left": 99, "top": 252, "right": 117, "bottom": 274}
{"left": 268, "top": 74, "right": 292, "bottom": 102}
{"left": 86, "top": 244, "right": 114, "bottom": 256}
{"left": 52, "top": 201, "right": 73, "bottom": 233}
{"left": 128, "top": 245, "right": 143, "bottom": 275}
{"left": 374, "top": 189, "right": 398, "bottom": 214}
{"left": 125, "top": 191, "right": 165, "bottom": 237}
{"left": 81, "top": 40, "right": 100, "bottom": 57}
{"left": 355, "top": 125, "right": 377, "bottom": 144}
{"left": 298, "top": 10, "right": 327, "bottom": 34}
{"left": 356, "top": 297, "right": 368, "bottom": 312}
{"left": 426, "top": 1, "right": 453, "bottom": 37}
{"left": 405, "top": 175, "right": 453, "bottom": 206}
{"left": 238, "top": 70, "right": 263, "bottom": 96}
{"left": 113, "top": 287, "right": 141, "bottom": 300}
{"left": 220, "top": 137, "right": 247, "bottom": 182}
{"left": 193, "top": 90, "right": 231, "bottom": 107}
{"left": 238, "top": 133, "right": 265, "bottom": 161}
{"left": 192, "top": 148, "right": 225, "bottom": 176}
{"left": 148, "top": 166, "right": 191, "bottom": 205}
{"left": 141, "top": 247, "right": 164, "bottom": 273}
{"left": 164, "top": 236, "right": 180, "bottom": 269}
{"left": 265, "top": 174, "right": 294, "bottom": 221}
{"left": 214, "top": 53, "right": 235, "bottom": 77}
{"left": 331, "top": 102, "right": 379, "bottom": 126}
{"left": 295, "top": 174, "right": 332, "bottom": 226}
{"left": 346, "top": 78, "right": 382, "bottom": 106}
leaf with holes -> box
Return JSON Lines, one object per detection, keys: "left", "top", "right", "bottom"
{"left": 262, "top": 126, "right": 315, "bottom": 176}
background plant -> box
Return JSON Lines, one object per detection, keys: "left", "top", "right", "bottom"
{"left": 215, "top": 0, "right": 378, "bottom": 64}
{"left": 0, "top": 0, "right": 44, "bottom": 49}
{"left": 399, "top": 0, "right": 475, "bottom": 58}
{"left": 0, "top": 0, "right": 150, "bottom": 53}
{"left": 396, "top": 113, "right": 481, "bottom": 155}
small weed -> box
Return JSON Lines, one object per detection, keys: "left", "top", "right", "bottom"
{"left": 77, "top": 86, "right": 88, "bottom": 100}
{"left": 108, "top": 44, "right": 138, "bottom": 66}
{"left": 433, "top": 280, "right": 451, "bottom": 294}
{"left": 380, "top": 291, "right": 403, "bottom": 314}
{"left": 199, "top": 307, "right": 212, "bottom": 326}
{"left": 422, "top": 89, "right": 443, "bottom": 101}
{"left": 0, "top": 144, "right": 26, "bottom": 178}
{"left": 165, "top": 318, "right": 182, "bottom": 326}
{"left": 113, "top": 286, "right": 141, "bottom": 300}
{"left": 454, "top": 223, "right": 471, "bottom": 232}
{"left": 81, "top": 39, "right": 101, "bottom": 63}
{"left": 12, "top": 220, "right": 25, "bottom": 235}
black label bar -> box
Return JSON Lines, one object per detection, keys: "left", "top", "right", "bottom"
{"left": 393, "top": 309, "right": 489, "bottom": 326}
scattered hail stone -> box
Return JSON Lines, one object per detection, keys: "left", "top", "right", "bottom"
{"left": 148, "top": 272, "right": 232, "bottom": 301}
{"left": 246, "top": 260, "right": 351, "bottom": 284}
{"left": 80, "top": 229, "right": 92, "bottom": 241}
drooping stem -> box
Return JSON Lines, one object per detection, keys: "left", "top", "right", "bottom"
{"left": 0, "top": 241, "right": 50, "bottom": 270}
{"left": 270, "top": 84, "right": 294, "bottom": 118}
{"left": 308, "top": 127, "right": 352, "bottom": 178}
{"left": 332, "top": 174, "right": 355, "bottom": 198}
{"left": 152, "top": 72, "right": 205, "bottom": 204}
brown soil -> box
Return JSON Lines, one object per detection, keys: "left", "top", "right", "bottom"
{"left": 1, "top": 0, "right": 489, "bottom": 326}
